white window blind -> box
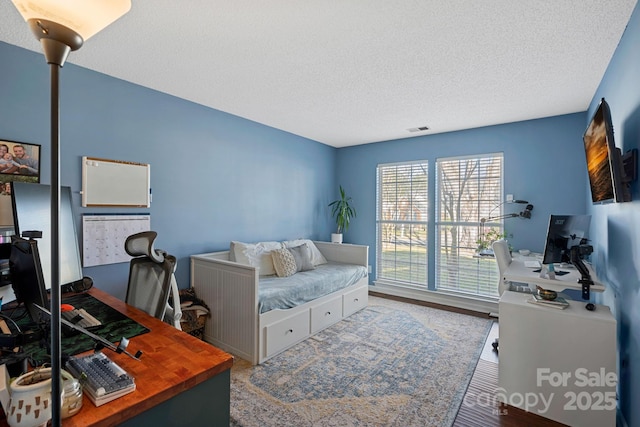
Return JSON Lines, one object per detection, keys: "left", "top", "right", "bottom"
{"left": 435, "top": 154, "right": 503, "bottom": 297}
{"left": 376, "top": 162, "right": 429, "bottom": 286}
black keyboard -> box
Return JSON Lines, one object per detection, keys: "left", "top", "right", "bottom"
{"left": 65, "top": 352, "right": 136, "bottom": 406}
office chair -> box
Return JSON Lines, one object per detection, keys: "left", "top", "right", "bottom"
{"left": 125, "top": 231, "right": 182, "bottom": 330}
{"left": 492, "top": 239, "right": 513, "bottom": 296}
{"left": 491, "top": 239, "right": 532, "bottom": 351}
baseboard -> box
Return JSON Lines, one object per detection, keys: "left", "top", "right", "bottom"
{"left": 370, "top": 282, "right": 498, "bottom": 315}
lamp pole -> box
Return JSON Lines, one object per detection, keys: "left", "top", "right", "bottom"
{"left": 27, "top": 20, "right": 82, "bottom": 426}
{"left": 49, "top": 59, "right": 62, "bottom": 427}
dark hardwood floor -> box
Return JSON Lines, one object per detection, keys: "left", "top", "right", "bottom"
{"left": 370, "top": 292, "right": 566, "bottom": 426}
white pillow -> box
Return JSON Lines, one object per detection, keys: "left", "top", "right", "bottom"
{"left": 282, "top": 239, "right": 327, "bottom": 266}
{"left": 230, "top": 241, "right": 283, "bottom": 276}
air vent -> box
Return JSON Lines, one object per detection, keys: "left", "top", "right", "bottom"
{"left": 407, "top": 126, "right": 430, "bottom": 133}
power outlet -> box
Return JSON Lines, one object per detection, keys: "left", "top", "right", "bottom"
{"left": 368, "top": 265, "right": 372, "bottom": 274}
{"left": 506, "top": 194, "right": 514, "bottom": 202}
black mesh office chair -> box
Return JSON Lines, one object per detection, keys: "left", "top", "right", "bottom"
{"left": 124, "top": 231, "right": 182, "bottom": 330}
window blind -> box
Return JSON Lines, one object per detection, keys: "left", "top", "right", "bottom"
{"left": 376, "top": 162, "right": 429, "bottom": 286}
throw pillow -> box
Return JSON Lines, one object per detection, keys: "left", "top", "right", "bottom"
{"left": 271, "top": 248, "right": 297, "bottom": 277}
{"left": 282, "top": 239, "right": 328, "bottom": 266}
{"left": 287, "top": 243, "right": 315, "bottom": 272}
{"left": 230, "top": 241, "right": 283, "bottom": 276}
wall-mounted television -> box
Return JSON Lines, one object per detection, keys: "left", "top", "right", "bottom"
{"left": 583, "top": 98, "right": 632, "bottom": 204}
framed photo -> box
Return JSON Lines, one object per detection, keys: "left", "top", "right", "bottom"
{"left": 0, "top": 139, "right": 41, "bottom": 197}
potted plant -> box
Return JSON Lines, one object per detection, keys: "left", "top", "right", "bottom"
{"left": 328, "top": 185, "right": 356, "bottom": 243}
{"left": 476, "top": 228, "right": 509, "bottom": 256}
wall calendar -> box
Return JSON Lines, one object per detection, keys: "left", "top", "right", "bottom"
{"left": 82, "top": 214, "right": 151, "bottom": 267}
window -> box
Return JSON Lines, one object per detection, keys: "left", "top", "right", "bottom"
{"left": 376, "top": 162, "right": 429, "bottom": 286}
{"left": 435, "top": 154, "right": 503, "bottom": 297}
{"left": 375, "top": 154, "right": 503, "bottom": 299}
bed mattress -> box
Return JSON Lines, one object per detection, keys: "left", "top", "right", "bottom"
{"left": 258, "top": 262, "right": 367, "bottom": 314}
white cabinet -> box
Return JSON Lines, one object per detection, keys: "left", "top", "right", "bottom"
{"left": 498, "top": 291, "right": 617, "bottom": 427}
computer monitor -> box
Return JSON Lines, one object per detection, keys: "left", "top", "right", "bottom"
{"left": 1, "top": 182, "right": 83, "bottom": 306}
{"left": 542, "top": 215, "right": 592, "bottom": 265}
{"left": 8, "top": 235, "right": 48, "bottom": 322}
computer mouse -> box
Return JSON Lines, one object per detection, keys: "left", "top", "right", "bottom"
{"left": 586, "top": 303, "right": 596, "bottom": 311}
{"left": 61, "top": 303, "right": 74, "bottom": 312}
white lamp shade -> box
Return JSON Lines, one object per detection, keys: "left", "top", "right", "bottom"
{"left": 12, "top": 0, "right": 131, "bottom": 41}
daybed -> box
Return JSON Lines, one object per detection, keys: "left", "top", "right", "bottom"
{"left": 190, "top": 240, "right": 369, "bottom": 364}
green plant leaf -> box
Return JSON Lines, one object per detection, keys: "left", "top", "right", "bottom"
{"left": 328, "top": 185, "right": 356, "bottom": 233}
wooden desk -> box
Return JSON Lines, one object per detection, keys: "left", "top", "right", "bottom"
{"left": 2, "top": 288, "right": 234, "bottom": 427}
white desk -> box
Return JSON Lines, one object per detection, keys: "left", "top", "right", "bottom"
{"left": 503, "top": 256, "right": 605, "bottom": 294}
{"left": 498, "top": 291, "right": 617, "bottom": 427}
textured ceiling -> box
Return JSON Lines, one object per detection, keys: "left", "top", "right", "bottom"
{"left": 0, "top": 1, "right": 637, "bottom": 148}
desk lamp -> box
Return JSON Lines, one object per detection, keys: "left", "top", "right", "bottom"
{"left": 10, "top": 1, "right": 131, "bottom": 425}
{"left": 481, "top": 200, "right": 534, "bottom": 223}
{"left": 479, "top": 200, "right": 534, "bottom": 246}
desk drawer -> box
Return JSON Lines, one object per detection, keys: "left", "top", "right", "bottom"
{"left": 264, "top": 310, "right": 310, "bottom": 357}
{"left": 311, "top": 296, "right": 343, "bottom": 333}
{"left": 343, "top": 285, "right": 368, "bottom": 317}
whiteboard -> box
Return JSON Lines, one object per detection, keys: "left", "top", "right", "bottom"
{"left": 82, "top": 157, "right": 150, "bottom": 207}
{"left": 82, "top": 214, "right": 151, "bottom": 267}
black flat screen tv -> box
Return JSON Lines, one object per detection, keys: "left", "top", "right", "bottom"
{"left": 583, "top": 98, "right": 630, "bottom": 204}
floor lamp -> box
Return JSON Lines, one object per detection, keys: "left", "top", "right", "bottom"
{"left": 10, "top": 1, "right": 130, "bottom": 425}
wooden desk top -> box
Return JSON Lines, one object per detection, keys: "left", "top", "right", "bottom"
{"left": 2, "top": 288, "right": 234, "bottom": 427}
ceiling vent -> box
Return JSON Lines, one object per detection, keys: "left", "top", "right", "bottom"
{"left": 407, "top": 126, "right": 430, "bottom": 133}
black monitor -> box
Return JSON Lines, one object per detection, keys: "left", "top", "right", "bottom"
{"left": 8, "top": 235, "right": 48, "bottom": 321}
{"left": 4, "top": 183, "right": 83, "bottom": 305}
{"left": 542, "top": 215, "right": 592, "bottom": 265}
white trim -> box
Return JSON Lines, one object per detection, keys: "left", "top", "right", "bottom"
{"left": 435, "top": 151, "right": 503, "bottom": 162}
{"left": 371, "top": 281, "right": 498, "bottom": 315}
{"left": 377, "top": 159, "right": 429, "bottom": 168}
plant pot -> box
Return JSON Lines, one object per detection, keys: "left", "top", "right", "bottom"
{"left": 0, "top": 366, "right": 78, "bottom": 427}
{"left": 331, "top": 233, "right": 343, "bottom": 244}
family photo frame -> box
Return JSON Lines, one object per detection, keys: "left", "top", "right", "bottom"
{"left": 0, "top": 139, "right": 41, "bottom": 197}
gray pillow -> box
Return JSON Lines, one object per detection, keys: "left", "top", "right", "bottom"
{"left": 288, "top": 243, "right": 315, "bottom": 272}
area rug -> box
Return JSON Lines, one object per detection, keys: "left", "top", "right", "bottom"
{"left": 230, "top": 296, "right": 492, "bottom": 426}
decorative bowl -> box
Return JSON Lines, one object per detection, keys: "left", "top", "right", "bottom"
{"left": 537, "top": 288, "right": 557, "bottom": 301}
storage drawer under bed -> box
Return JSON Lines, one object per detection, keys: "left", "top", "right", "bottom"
{"left": 343, "top": 284, "right": 368, "bottom": 317}
{"left": 310, "top": 295, "right": 343, "bottom": 334}
{"left": 264, "top": 309, "right": 310, "bottom": 358}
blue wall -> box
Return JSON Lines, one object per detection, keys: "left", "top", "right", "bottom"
{"left": 336, "top": 113, "right": 589, "bottom": 281}
{"left": 585, "top": 2, "right": 640, "bottom": 425}
{"left": 0, "top": 41, "right": 337, "bottom": 299}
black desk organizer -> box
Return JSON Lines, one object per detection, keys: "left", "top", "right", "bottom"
{"left": 19, "top": 293, "right": 149, "bottom": 366}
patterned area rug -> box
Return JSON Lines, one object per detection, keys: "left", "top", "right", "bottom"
{"left": 230, "top": 296, "right": 492, "bottom": 426}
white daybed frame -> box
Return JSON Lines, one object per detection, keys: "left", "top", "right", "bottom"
{"left": 190, "top": 241, "right": 369, "bottom": 364}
